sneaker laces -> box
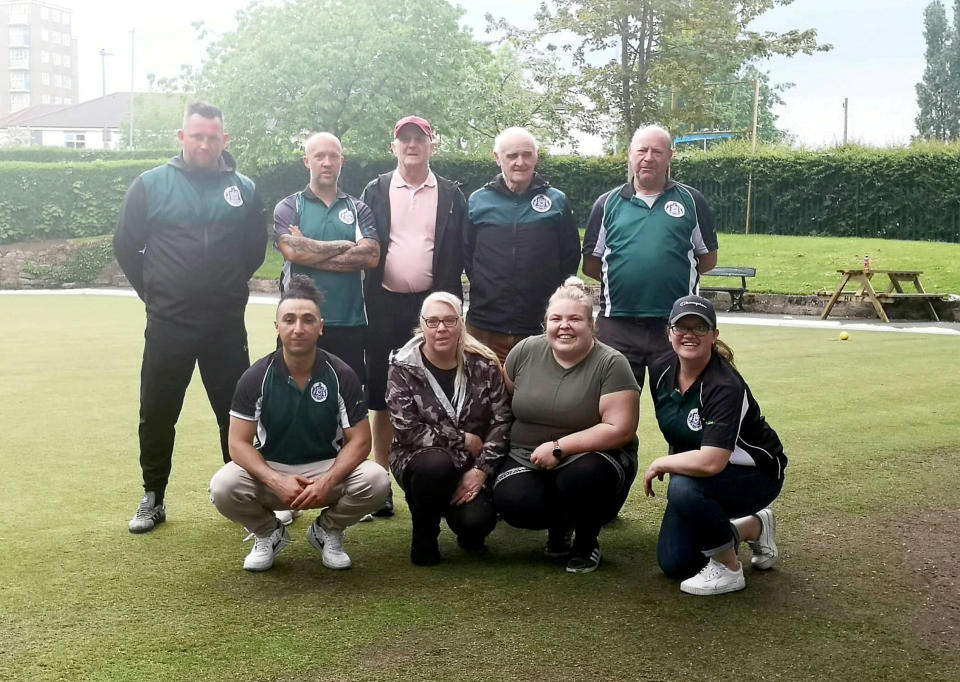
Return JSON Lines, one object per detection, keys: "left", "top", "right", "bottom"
{"left": 698, "top": 559, "right": 726, "bottom": 581}
{"left": 250, "top": 535, "right": 274, "bottom": 554}
{"left": 325, "top": 530, "right": 344, "bottom": 553}
{"left": 134, "top": 500, "right": 156, "bottom": 519}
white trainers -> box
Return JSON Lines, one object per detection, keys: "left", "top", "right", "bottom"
{"left": 680, "top": 558, "right": 746, "bottom": 595}
{"left": 748, "top": 508, "right": 778, "bottom": 570}
{"left": 274, "top": 509, "right": 302, "bottom": 526}
{"left": 306, "top": 520, "right": 352, "bottom": 570}
{"left": 243, "top": 524, "right": 291, "bottom": 572}
{"left": 128, "top": 491, "right": 166, "bottom": 534}
{"left": 358, "top": 513, "right": 375, "bottom": 523}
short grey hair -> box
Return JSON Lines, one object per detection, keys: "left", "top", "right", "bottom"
{"left": 629, "top": 124, "right": 673, "bottom": 150}
{"left": 493, "top": 127, "right": 540, "bottom": 154}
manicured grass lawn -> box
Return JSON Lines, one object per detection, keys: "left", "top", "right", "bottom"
{"left": 2, "top": 295, "right": 959, "bottom": 681}
{"left": 254, "top": 233, "right": 960, "bottom": 296}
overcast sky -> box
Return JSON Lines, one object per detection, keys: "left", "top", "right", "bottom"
{"left": 65, "top": 0, "right": 928, "bottom": 149}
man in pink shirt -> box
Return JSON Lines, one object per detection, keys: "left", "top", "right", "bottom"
{"left": 360, "top": 116, "right": 468, "bottom": 517}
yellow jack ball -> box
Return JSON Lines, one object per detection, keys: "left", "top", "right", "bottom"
{"left": 840, "top": 331, "right": 849, "bottom": 341}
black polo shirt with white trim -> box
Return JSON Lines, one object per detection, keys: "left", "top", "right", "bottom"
{"left": 230, "top": 348, "right": 367, "bottom": 465}
{"left": 651, "top": 351, "right": 787, "bottom": 480}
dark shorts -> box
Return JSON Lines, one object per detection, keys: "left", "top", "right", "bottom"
{"left": 365, "top": 288, "right": 428, "bottom": 411}
{"left": 596, "top": 315, "right": 671, "bottom": 388}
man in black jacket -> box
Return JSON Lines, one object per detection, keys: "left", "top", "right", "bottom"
{"left": 114, "top": 102, "right": 267, "bottom": 534}
{"left": 360, "top": 116, "right": 467, "bottom": 517}
{"left": 464, "top": 127, "right": 581, "bottom": 362}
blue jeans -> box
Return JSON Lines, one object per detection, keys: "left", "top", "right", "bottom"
{"left": 656, "top": 464, "right": 783, "bottom": 579}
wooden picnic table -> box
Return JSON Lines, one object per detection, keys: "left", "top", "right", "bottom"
{"left": 819, "top": 269, "right": 944, "bottom": 322}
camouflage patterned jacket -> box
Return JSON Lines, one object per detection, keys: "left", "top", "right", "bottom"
{"left": 386, "top": 337, "right": 512, "bottom": 483}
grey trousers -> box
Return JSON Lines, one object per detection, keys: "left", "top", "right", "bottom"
{"left": 210, "top": 459, "right": 390, "bottom": 537}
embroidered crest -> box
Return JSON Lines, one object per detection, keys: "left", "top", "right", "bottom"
{"left": 530, "top": 194, "right": 553, "bottom": 213}
{"left": 310, "top": 382, "right": 329, "bottom": 403}
{"left": 338, "top": 208, "right": 355, "bottom": 224}
{"left": 664, "top": 200, "right": 685, "bottom": 218}
{"left": 223, "top": 186, "right": 243, "bottom": 207}
{"left": 686, "top": 408, "right": 702, "bottom": 431}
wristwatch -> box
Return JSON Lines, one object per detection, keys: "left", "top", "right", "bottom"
{"left": 552, "top": 440, "right": 562, "bottom": 460}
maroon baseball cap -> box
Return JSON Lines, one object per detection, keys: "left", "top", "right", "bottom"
{"left": 394, "top": 115, "right": 433, "bottom": 139}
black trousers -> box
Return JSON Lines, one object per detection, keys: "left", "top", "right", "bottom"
{"left": 493, "top": 451, "right": 633, "bottom": 551}
{"left": 400, "top": 448, "right": 497, "bottom": 546}
{"left": 316, "top": 324, "right": 367, "bottom": 392}
{"left": 139, "top": 317, "right": 250, "bottom": 497}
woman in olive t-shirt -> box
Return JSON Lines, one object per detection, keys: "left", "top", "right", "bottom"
{"left": 494, "top": 277, "right": 640, "bottom": 574}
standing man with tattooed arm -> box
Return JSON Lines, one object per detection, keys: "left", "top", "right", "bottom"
{"left": 273, "top": 132, "right": 381, "bottom": 384}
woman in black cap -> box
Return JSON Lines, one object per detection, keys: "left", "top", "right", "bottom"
{"left": 643, "top": 295, "right": 787, "bottom": 595}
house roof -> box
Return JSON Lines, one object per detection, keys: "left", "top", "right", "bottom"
{"left": 0, "top": 92, "right": 181, "bottom": 129}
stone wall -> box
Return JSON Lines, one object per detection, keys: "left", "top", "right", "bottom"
{"left": 0, "top": 238, "right": 124, "bottom": 289}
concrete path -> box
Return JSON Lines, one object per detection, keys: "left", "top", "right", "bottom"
{"left": 3, "top": 287, "right": 959, "bottom": 336}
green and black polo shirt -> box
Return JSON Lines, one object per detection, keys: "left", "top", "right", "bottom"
{"left": 230, "top": 349, "right": 367, "bottom": 465}
{"left": 273, "top": 187, "right": 379, "bottom": 327}
{"left": 650, "top": 351, "right": 787, "bottom": 480}
{"left": 582, "top": 180, "right": 719, "bottom": 319}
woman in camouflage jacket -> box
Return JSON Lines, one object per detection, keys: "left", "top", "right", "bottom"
{"left": 386, "top": 292, "right": 512, "bottom": 565}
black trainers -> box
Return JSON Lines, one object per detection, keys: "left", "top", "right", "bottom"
{"left": 373, "top": 487, "right": 394, "bottom": 518}
{"left": 128, "top": 491, "right": 166, "bottom": 534}
{"left": 544, "top": 527, "right": 574, "bottom": 558}
{"left": 565, "top": 543, "right": 602, "bottom": 573}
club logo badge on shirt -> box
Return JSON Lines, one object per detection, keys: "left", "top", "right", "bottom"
{"left": 686, "top": 408, "right": 703, "bottom": 431}
{"left": 310, "top": 382, "right": 329, "bottom": 403}
{"left": 223, "top": 186, "right": 244, "bottom": 207}
{"left": 338, "top": 208, "right": 355, "bottom": 224}
{"left": 530, "top": 194, "right": 553, "bottom": 213}
{"left": 664, "top": 200, "right": 685, "bottom": 218}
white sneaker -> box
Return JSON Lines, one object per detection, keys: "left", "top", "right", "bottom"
{"left": 274, "top": 509, "right": 301, "bottom": 526}
{"left": 680, "top": 558, "right": 746, "bottom": 595}
{"left": 748, "top": 508, "right": 778, "bottom": 570}
{"left": 306, "top": 521, "right": 352, "bottom": 570}
{"left": 243, "top": 524, "right": 291, "bottom": 572}
{"left": 128, "top": 491, "right": 166, "bottom": 534}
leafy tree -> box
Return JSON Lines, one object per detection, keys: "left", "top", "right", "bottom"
{"left": 916, "top": 1, "right": 954, "bottom": 140}
{"left": 491, "top": 0, "right": 828, "bottom": 145}
{"left": 119, "top": 93, "right": 190, "bottom": 150}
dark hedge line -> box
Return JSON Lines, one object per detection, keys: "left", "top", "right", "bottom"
{"left": 0, "top": 147, "right": 178, "bottom": 162}
{"left": 3, "top": 147, "right": 960, "bottom": 244}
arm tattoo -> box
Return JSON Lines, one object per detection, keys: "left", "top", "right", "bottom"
{"left": 322, "top": 239, "right": 380, "bottom": 272}
{"left": 277, "top": 233, "right": 353, "bottom": 267}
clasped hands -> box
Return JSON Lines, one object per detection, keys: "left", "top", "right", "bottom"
{"left": 271, "top": 472, "right": 334, "bottom": 510}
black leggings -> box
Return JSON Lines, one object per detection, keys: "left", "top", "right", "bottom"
{"left": 400, "top": 448, "right": 497, "bottom": 545}
{"left": 493, "top": 452, "right": 630, "bottom": 551}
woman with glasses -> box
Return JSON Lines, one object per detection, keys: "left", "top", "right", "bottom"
{"left": 494, "top": 277, "right": 641, "bottom": 573}
{"left": 644, "top": 295, "right": 787, "bottom": 595}
{"left": 386, "top": 292, "right": 511, "bottom": 565}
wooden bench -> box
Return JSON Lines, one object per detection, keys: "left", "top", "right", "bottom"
{"left": 700, "top": 266, "right": 756, "bottom": 312}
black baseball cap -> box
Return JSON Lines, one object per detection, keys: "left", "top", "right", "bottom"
{"left": 668, "top": 295, "right": 717, "bottom": 329}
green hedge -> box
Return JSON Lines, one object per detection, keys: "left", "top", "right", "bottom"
{"left": 4, "top": 146, "right": 960, "bottom": 244}
{"left": 0, "top": 160, "right": 164, "bottom": 242}
{"left": 0, "top": 147, "right": 178, "bottom": 162}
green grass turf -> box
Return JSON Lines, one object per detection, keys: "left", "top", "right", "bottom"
{"left": 253, "top": 232, "right": 960, "bottom": 296}
{"left": 2, "top": 295, "right": 960, "bottom": 680}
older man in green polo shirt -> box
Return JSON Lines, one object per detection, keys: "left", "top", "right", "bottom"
{"left": 273, "top": 132, "right": 381, "bottom": 385}
{"left": 209, "top": 275, "right": 390, "bottom": 572}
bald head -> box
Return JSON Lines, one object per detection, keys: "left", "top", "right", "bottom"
{"left": 302, "top": 132, "right": 344, "bottom": 192}
{"left": 630, "top": 125, "right": 672, "bottom": 150}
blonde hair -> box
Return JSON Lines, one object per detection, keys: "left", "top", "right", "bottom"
{"left": 544, "top": 276, "right": 595, "bottom": 331}
{"left": 713, "top": 338, "right": 735, "bottom": 366}
{"left": 416, "top": 291, "right": 501, "bottom": 368}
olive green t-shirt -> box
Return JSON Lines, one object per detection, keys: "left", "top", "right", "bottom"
{"left": 505, "top": 336, "right": 640, "bottom": 452}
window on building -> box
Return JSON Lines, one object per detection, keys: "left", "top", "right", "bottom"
{"left": 62, "top": 11, "right": 71, "bottom": 26}
{"left": 40, "top": 28, "right": 48, "bottom": 42}
{"left": 41, "top": 94, "right": 50, "bottom": 104}
{"left": 9, "top": 47, "right": 29, "bottom": 68}
{"left": 8, "top": 4, "right": 30, "bottom": 23}
{"left": 63, "top": 97, "right": 72, "bottom": 104}
{"left": 64, "top": 132, "right": 85, "bottom": 149}
{"left": 54, "top": 95, "right": 62, "bottom": 104}
{"left": 40, "top": 6, "right": 49, "bottom": 20}
{"left": 52, "top": 52, "right": 61, "bottom": 65}
{"left": 9, "top": 71, "right": 30, "bottom": 90}
{"left": 62, "top": 33, "right": 70, "bottom": 47}
{"left": 41, "top": 71, "right": 50, "bottom": 85}
{"left": 52, "top": 73, "right": 61, "bottom": 87}
{"left": 31, "top": 130, "right": 42, "bottom": 145}
{"left": 63, "top": 55, "right": 70, "bottom": 67}
{"left": 51, "top": 31, "right": 60, "bottom": 45}
{"left": 10, "top": 93, "right": 31, "bottom": 111}
{"left": 63, "top": 76, "right": 71, "bottom": 88}
{"left": 41, "top": 50, "right": 49, "bottom": 63}
{"left": 51, "top": 8, "right": 61, "bottom": 22}
{"left": 9, "top": 27, "right": 30, "bottom": 46}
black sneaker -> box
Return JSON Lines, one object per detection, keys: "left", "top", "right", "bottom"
{"left": 373, "top": 487, "right": 394, "bottom": 518}
{"left": 128, "top": 491, "right": 166, "bottom": 534}
{"left": 410, "top": 540, "right": 442, "bottom": 566}
{"left": 565, "top": 544, "right": 602, "bottom": 573}
{"left": 543, "top": 528, "right": 574, "bottom": 558}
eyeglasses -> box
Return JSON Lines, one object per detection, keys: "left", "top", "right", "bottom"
{"left": 670, "top": 323, "right": 712, "bottom": 337}
{"left": 422, "top": 316, "right": 460, "bottom": 329}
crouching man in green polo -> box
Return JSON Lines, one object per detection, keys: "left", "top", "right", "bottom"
{"left": 210, "top": 274, "right": 389, "bottom": 572}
